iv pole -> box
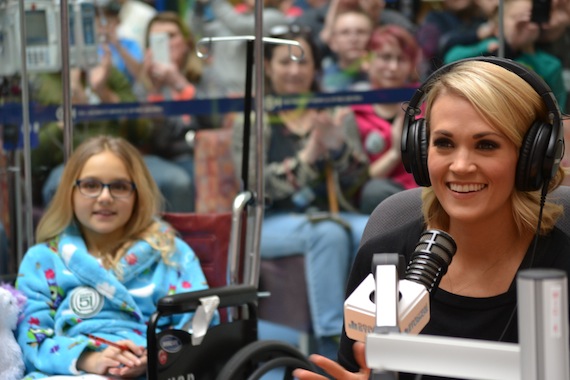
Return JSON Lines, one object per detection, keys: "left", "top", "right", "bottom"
{"left": 196, "top": 32, "right": 302, "bottom": 289}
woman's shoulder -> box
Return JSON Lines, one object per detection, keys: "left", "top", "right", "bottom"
{"left": 535, "top": 226, "right": 570, "bottom": 271}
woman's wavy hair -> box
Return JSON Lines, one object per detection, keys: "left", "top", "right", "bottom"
{"left": 144, "top": 11, "right": 203, "bottom": 84}
{"left": 36, "top": 136, "right": 175, "bottom": 268}
{"left": 367, "top": 24, "right": 421, "bottom": 81}
{"left": 421, "top": 60, "right": 565, "bottom": 235}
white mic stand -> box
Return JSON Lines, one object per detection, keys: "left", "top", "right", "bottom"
{"left": 365, "top": 268, "right": 570, "bottom": 380}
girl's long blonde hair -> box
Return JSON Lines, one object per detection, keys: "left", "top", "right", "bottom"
{"left": 36, "top": 135, "right": 175, "bottom": 269}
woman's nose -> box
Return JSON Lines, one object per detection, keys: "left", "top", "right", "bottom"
{"left": 450, "top": 149, "right": 476, "bottom": 173}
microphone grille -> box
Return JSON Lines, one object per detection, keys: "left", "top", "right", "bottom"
{"left": 406, "top": 229, "right": 457, "bottom": 292}
{"left": 416, "top": 229, "right": 456, "bottom": 266}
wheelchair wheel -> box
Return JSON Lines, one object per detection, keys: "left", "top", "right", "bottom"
{"left": 216, "top": 339, "right": 316, "bottom": 380}
{"left": 247, "top": 356, "right": 317, "bottom": 380}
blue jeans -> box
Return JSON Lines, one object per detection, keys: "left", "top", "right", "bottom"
{"left": 42, "top": 155, "right": 194, "bottom": 212}
{"left": 261, "top": 211, "right": 369, "bottom": 338}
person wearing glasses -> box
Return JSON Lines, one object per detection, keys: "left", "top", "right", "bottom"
{"left": 15, "top": 135, "right": 212, "bottom": 379}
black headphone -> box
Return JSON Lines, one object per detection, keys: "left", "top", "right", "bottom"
{"left": 401, "top": 56, "right": 565, "bottom": 191}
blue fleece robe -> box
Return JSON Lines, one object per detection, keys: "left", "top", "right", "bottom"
{"left": 16, "top": 221, "right": 211, "bottom": 379}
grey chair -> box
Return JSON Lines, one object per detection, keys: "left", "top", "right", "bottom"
{"left": 361, "top": 185, "right": 570, "bottom": 248}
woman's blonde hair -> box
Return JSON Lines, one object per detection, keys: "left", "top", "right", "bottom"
{"left": 144, "top": 11, "right": 203, "bottom": 84}
{"left": 36, "top": 135, "right": 175, "bottom": 268}
{"left": 421, "top": 60, "right": 565, "bottom": 235}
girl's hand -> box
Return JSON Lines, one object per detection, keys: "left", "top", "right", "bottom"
{"left": 77, "top": 340, "right": 146, "bottom": 377}
{"left": 292, "top": 342, "right": 370, "bottom": 379}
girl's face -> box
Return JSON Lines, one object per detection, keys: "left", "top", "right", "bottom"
{"left": 427, "top": 92, "right": 519, "bottom": 226}
{"left": 368, "top": 41, "right": 414, "bottom": 89}
{"left": 265, "top": 37, "right": 315, "bottom": 95}
{"left": 148, "top": 21, "right": 188, "bottom": 68}
{"left": 73, "top": 151, "right": 136, "bottom": 250}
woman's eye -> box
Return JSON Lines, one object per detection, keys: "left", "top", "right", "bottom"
{"left": 432, "top": 138, "right": 453, "bottom": 148}
{"left": 477, "top": 140, "right": 499, "bottom": 150}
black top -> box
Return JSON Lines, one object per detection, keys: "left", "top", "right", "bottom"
{"left": 339, "top": 217, "right": 570, "bottom": 379}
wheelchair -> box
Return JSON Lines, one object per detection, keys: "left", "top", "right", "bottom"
{"left": 147, "top": 285, "right": 316, "bottom": 380}
{"left": 147, "top": 202, "right": 317, "bottom": 380}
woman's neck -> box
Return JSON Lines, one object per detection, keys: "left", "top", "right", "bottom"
{"left": 440, "top": 218, "right": 533, "bottom": 296}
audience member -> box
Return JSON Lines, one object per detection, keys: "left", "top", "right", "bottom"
{"left": 135, "top": 11, "right": 230, "bottom": 212}
{"left": 296, "top": 0, "right": 416, "bottom": 59}
{"left": 444, "top": 0, "right": 567, "bottom": 108}
{"left": 31, "top": 48, "right": 194, "bottom": 213}
{"left": 95, "top": 0, "right": 144, "bottom": 85}
{"left": 321, "top": 10, "right": 373, "bottom": 92}
{"left": 536, "top": 0, "right": 570, "bottom": 113}
{"left": 192, "top": 0, "right": 289, "bottom": 95}
{"left": 416, "top": 0, "right": 487, "bottom": 79}
{"left": 234, "top": 0, "right": 305, "bottom": 19}
{"left": 16, "top": 135, "right": 212, "bottom": 378}
{"left": 343, "top": 25, "right": 420, "bottom": 214}
{"left": 535, "top": 0, "right": 570, "bottom": 185}
{"left": 294, "top": 58, "right": 570, "bottom": 379}
{"left": 115, "top": 0, "right": 157, "bottom": 51}
{"left": 231, "top": 25, "right": 370, "bottom": 359}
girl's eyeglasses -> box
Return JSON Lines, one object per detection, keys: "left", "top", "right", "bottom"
{"left": 75, "top": 179, "right": 136, "bottom": 198}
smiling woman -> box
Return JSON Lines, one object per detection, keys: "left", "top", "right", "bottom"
{"left": 293, "top": 57, "right": 570, "bottom": 380}
{"left": 15, "top": 135, "right": 213, "bottom": 379}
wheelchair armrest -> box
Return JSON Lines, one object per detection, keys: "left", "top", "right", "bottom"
{"left": 156, "top": 284, "right": 258, "bottom": 316}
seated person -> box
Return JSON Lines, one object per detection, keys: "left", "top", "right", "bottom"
{"left": 294, "top": 58, "right": 570, "bottom": 379}
{"left": 232, "top": 25, "right": 371, "bottom": 359}
{"left": 95, "top": 0, "right": 144, "bottom": 85}
{"left": 416, "top": 0, "right": 487, "bottom": 79}
{"left": 16, "top": 135, "right": 213, "bottom": 378}
{"left": 321, "top": 9, "right": 373, "bottom": 92}
{"left": 444, "top": 0, "right": 567, "bottom": 108}
{"left": 31, "top": 46, "right": 194, "bottom": 212}
{"left": 343, "top": 24, "right": 420, "bottom": 214}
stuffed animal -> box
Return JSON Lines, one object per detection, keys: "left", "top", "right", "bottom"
{"left": 0, "top": 283, "right": 26, "bottom": 380}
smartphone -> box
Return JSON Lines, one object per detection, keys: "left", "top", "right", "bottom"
{"left": 531, "top": 0, "right": 551, "bottom": 24}
{"left": 149, "top": 32, "right": 170, "bottom": 64}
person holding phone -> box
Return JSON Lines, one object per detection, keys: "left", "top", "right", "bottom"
{"left": 444, "top": 0, "right": 567, "bottom": 108}
{"left": 135, "top": 12, "right": 228, "bottom": 213}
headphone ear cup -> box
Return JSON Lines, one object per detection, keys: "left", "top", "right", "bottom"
{"left": 407, "top": 118, "right": 431, "bottom": 187}
{"left": 516, "top": 121, "right": 552, "bottom": 191}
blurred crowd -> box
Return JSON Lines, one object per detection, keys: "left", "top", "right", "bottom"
{"left": 15, "top": 0, "right": 570, "bottom": 216}
{"left": 2, "top": 0, "right": 570, "bottom": 356}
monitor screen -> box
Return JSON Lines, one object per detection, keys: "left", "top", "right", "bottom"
{"left": 25, "top": 10, "right": 49, "bottom": 46}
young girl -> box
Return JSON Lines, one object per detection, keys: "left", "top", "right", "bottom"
{"left": 16, "top": 135, "right": 211, "bottom": 379}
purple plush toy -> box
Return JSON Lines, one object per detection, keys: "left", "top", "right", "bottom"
{"left": 0, "top": 283, "right": 26, "bottom": 380}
